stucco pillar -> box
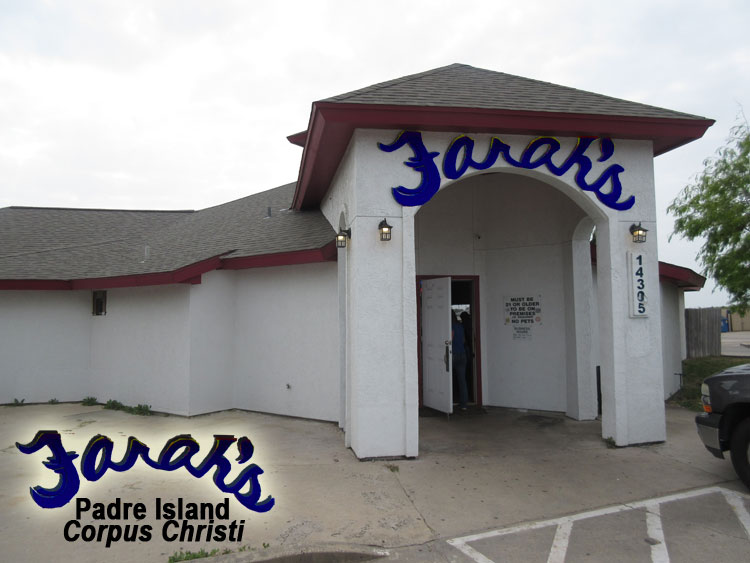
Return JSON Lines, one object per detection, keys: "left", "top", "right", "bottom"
{"left": 596, "top": 219, "right": 666, "bottom": 445}
{"left": 337, "top": 242, "right": 349, "bottom": 438}
{"left": 346, "top": 214, "right": 416, "bottom": 458}
{"left": 566, "top": 218, "right": 598, "bottom": 420}
{"left": 401, "top": 210, "right": 419, "bottom": 457}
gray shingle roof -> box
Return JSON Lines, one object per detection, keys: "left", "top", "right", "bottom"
{"left": 322, "top": 63, "right": 706, "bottom": 121}
{"left": 0, "top": 183, "right": 335, "bottom": 281}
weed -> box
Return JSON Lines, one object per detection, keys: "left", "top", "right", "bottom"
{"left": 48, "top": 398, "right": 59, "bottom": 404}
{"left": 128, "top": 404, "right": 152, "bottom": 416}
{"left": 103, "top": 399, "right": 152, "bottom": 416}
{"left": 81, "top": 396, "right": 98, "bottom": 406}
{"left": 167, "top": 548, "right": 219, "bottom": 562}
{"left": 263, "top": 542, "right": 270, "bottom": 549}
{"left": 604, "top": 437, "right": 617, "bottom": 449}
{"left": 10, "top": 398, "right": 25, "bottom": 407}
{"left": 385, "top": 463, "right": 399, "bottom": 473}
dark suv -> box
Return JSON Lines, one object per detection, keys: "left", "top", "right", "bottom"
{"left": 695, "top": 363, "right": 750, "bottom": 488}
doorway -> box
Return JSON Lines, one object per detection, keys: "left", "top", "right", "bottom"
{"left": 417, "top": 275, "right": 482, "bottom": 412}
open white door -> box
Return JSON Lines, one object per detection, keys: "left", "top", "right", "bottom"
{"left": 421, "top": 277, "right": 453, "bottom": 414}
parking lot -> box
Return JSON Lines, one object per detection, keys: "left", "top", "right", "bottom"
{"left": 1, "top": 403, "right": 747, "bottom": 562}
{"left": 448, "top": 486, "right": 750, "bottom": 563}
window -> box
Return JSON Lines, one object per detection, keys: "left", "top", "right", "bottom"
{"left": 92, "top": 290, "right": 107, "bottom": 316}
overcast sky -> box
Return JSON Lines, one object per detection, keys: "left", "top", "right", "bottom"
{"left": 1, "top": 1, "right": 747, "bottom": 307}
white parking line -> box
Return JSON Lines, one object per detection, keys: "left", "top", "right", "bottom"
{"left": 644, "top": 502, "right": 669, "bottom": 563}
{"left": 546, "top": 520, "right": 572, "bottom": 563}
{"left": 447, "top": 486, "right": 750, "bottom": 563}
{"left": 722, "top": 488, "right": 750, "bottom": 539}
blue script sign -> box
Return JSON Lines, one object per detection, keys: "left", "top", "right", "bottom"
{"left": 377, "top": 131, "right": 634, "bottom": 210}
{"left": 16, "top": 430, "right": 274, "bottom": 512}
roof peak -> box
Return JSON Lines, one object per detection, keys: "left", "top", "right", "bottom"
{"left": 320, "top": 62, "right": 707, "bottom": 122}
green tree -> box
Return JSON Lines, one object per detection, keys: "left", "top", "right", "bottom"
{"left": 668, "top": 121, "right": 750, "bottom": 313}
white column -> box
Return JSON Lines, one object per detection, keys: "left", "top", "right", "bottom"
{"left": 597, "top": 219, "right": 666, "bottom": 445}
{"left": 566, "top": 217, "right": 598, "bottom": 420}
{"left": 401, "top": 210, "right": 419, "bottom": 457}
{"left": 347, "top": 215, "right": 410, "bottom": 458}
{"left": 337, "top": 243, "right": 348, "bottom": 434}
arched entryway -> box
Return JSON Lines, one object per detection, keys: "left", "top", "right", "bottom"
{"left": 414, "top": 170, "right": 602, "bottom": 420}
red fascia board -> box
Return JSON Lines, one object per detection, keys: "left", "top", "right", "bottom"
{"left": 0, "top": 279, "right": 72, "bottom": 290}
{"left": 287, "top": 131, "right": 307, "bottom": 147}
{"left": 0, "top": 244, "right": 338, "bottom": 290}
{"left": 658, "top": 261, "right": 706, "bottom": 291}
{"left": 292, "top": 102, "right": 714, "bottom": 210}
{"left": 291, "top": 106, "right": 327, "bottom": 210}
{"left": 0, "top": 255, "right": 223, "bottom": 291}
{"left": 220, "top": 242, "right": 337, "bottom": 270}
{"left": 69, "top": 256, "right": 223, "bottom": 290}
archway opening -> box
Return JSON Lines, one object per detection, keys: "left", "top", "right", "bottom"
{"left": 414, "top": 170, "right": 600, "bottom": 420}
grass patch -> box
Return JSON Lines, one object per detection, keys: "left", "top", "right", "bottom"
{"left": 81, "top": 396, "right": 98, "bottom": 406}
{"left": 103, "top": 399, "right": 152, "bottom": 416}
{"left": 669, "top": 356, "right": 750, "bottom": 411}
{"left": 48, "top": 398, "right": 59, "bottom": 404}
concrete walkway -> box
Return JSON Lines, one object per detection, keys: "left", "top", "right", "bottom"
{"left": 722, "top": 330, "right": 750, "bottom": 357}
{"left": 0, "top": 403, "right": 746, "bottom": 562}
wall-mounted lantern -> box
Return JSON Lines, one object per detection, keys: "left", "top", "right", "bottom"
{"left": 336, "top": 228, "right": 351, "bottom": 248}
{"left": 378, "top": 219, "right": 392, "bottom": 242}
{"left": 629, "top": 223, "right": 648, "bottom": 243}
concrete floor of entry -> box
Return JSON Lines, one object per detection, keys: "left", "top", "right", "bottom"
{"left": 0, "top": 403, "right": 745, "bottom": 562}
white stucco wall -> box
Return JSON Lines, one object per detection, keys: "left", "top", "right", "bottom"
{"left": 593, "top": 274, "right": 686, "bottom": 401}
{"left": 188, "top": 270, "right": 237, "bottom": 414}
{"left": 232, "top": 262, "right": 339, "bottom": 422}
{"left": 1, "top": 263, "right": 339, "bottom": 422}
{"left": 660, "top": 281, "right": 685, "bottom": 399}
{"left": 0, "top": 290, "right": 92, "bottom": 403}
{"left": 90, "top": 285, "right": 191, "bottom": 414}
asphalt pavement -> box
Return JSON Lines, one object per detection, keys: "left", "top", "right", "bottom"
{"left": 1, "top": 402, "right": 747, "bottom": 562}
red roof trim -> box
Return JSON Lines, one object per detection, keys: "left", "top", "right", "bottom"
{"left": 67, "top": 255, "right": 223, "bottom": 290}
{"left": 221, "top": 241, "right": 337, "bottom": 270}
{"left": 0, "top": 244, "right": 337, "bottom": 290}
{"left": 292, "top": 102, "right": 714, "bottom": 210}
{"left": 658, "top": 261, "right": 706, "bottom": 291}
{"left": 0, "top": 279, "right": 73, "bottom": 290}
{"left": 287, "top": 131, "right": 307, "bottom": 147}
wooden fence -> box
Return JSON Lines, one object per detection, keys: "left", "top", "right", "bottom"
{"left": 685, "top": 307, "right": 722, "bottom": 358}
{"left": 729, "top": 311, "right": 750, "bottom": 332}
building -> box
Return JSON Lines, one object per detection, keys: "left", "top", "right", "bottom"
{"left": 0, "top": 64, "right": 710, "bottom": 458}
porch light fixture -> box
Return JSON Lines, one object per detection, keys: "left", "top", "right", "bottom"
{"left": 629, "top": 223, "right": 648, "bottom": 243}
{"left": 378, "top": 219, "right": 393, "bottom": 242}
{"left": 336, "top": 228, "right": 351, "bottom": 248}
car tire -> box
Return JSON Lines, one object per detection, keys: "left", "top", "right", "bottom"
{"left": 730, "top": 417, "right": 750, "bottom": 489}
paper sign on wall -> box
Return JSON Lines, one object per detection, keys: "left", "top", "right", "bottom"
{"left": 504, "top": 295, "right": 542, "bottom": 340}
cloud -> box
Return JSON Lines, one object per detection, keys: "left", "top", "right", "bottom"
{"left": 0, "top": 0, "right": 748, "bottom": 305}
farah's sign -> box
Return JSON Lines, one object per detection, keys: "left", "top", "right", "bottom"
{"left": 378, "top": 131, "right": 635, "bottom": 211}
{"left": 16, "top": 430, "right": 275, "bottom": 512}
